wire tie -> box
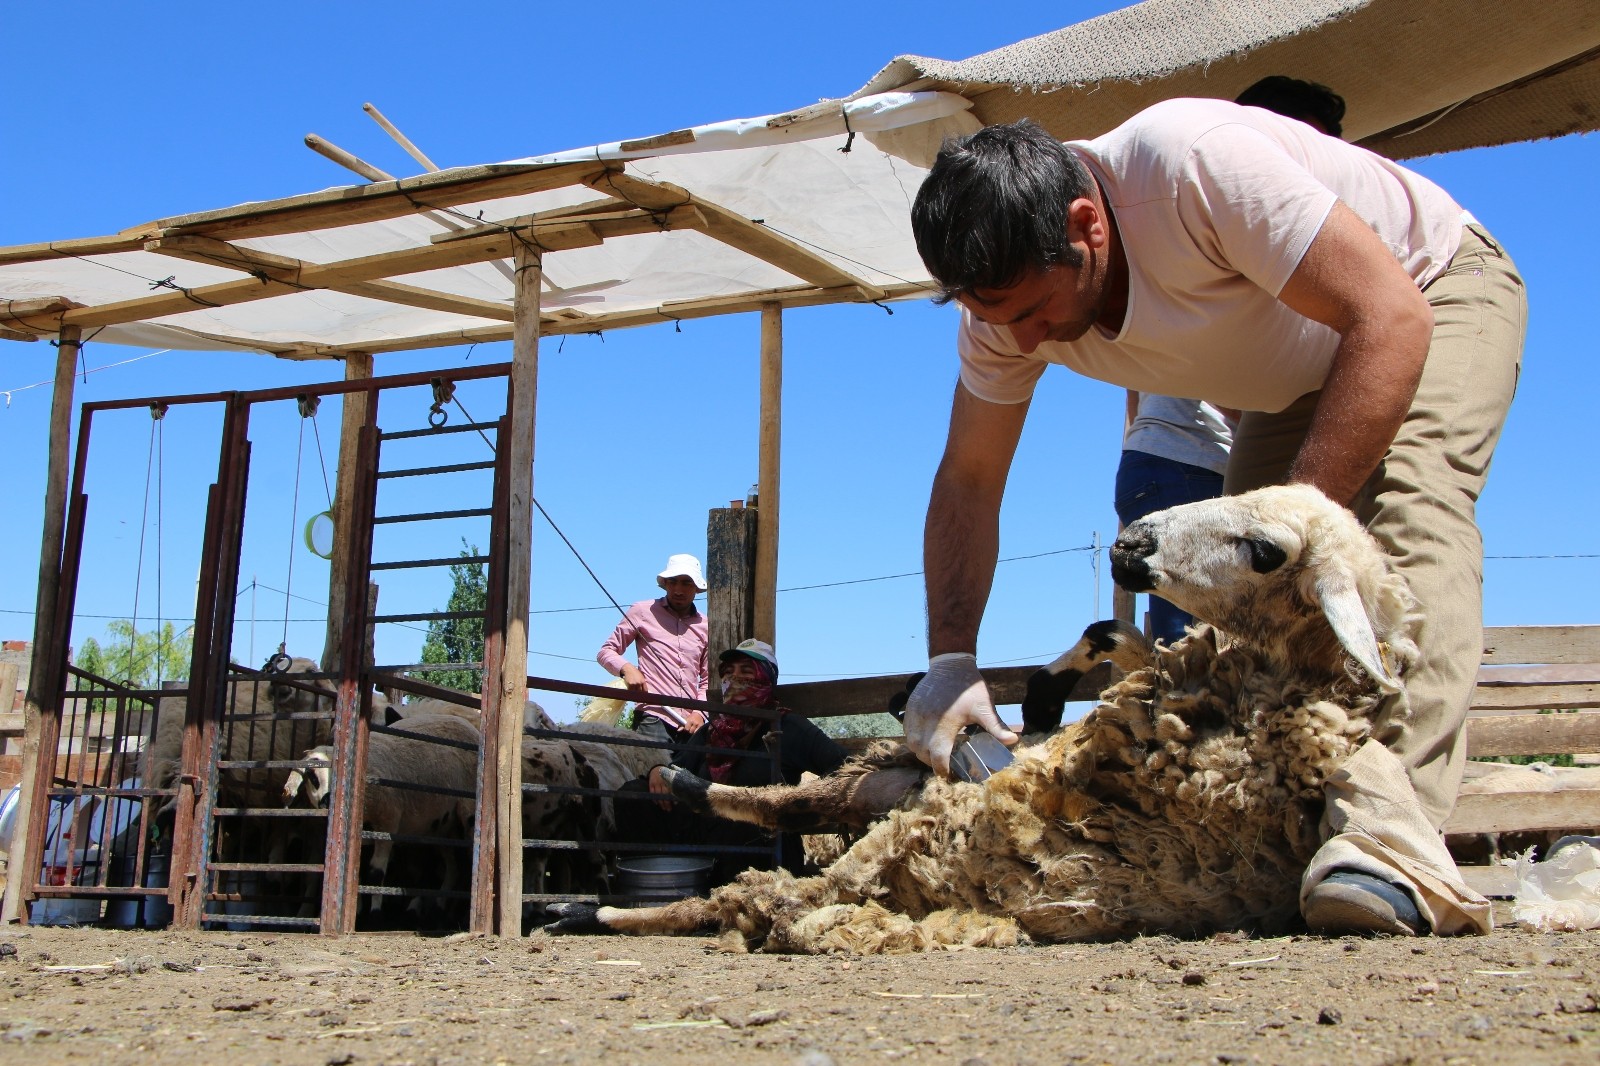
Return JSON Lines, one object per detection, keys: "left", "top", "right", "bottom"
{"left": 839, "top": 106, "right": 856, "bottom": 154}
{"left": 872, "top": 299, "right": 894, "bottom": 316}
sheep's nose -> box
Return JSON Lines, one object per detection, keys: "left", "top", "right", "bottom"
{"left": 1110, "top": 524, "right": 1157, "bottom": 592}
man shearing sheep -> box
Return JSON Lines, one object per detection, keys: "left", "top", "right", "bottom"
{"left": 902, "top": 99, "right": 1525, "bottom": 936}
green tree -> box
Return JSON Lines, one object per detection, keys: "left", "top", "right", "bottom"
{"left": 74, "top": 619, "right": 193, "bottom": 687}
{"left": 418, "top": 540, "right": 487, "bottom": 695}
{"left": 815, "top": 712, "right": 902, "bottom": 741}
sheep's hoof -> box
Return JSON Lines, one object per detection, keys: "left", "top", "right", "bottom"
{"left": 541, "top": 902, "right": 607, "bottom": 935}
{"left": 659, "top": 766, "right": 711, "bottom": 812}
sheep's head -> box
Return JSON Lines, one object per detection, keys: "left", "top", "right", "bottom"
{"left": 282, "top": 748, "right": 334, "bottom": 808}
{"left": 267, "top": 656, "right": 329, "bottom": 713}
{"left": 1110, "top": 484, "right": 1419, "bottom": 691}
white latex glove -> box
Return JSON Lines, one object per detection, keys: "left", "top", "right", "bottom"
{"left": 902, "top": 653, "right": 1018, "bottom": 778}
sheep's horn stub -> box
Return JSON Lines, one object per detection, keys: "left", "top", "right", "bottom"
{"left": 1110, "top": 526, "right": 1157, "bottom": 592}
{"left": 542, "top": 902, "right": 608, "bottom": 935}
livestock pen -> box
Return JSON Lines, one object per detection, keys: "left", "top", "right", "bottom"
{"left": 5, "top": 363, "right": 805, "bottom": 935}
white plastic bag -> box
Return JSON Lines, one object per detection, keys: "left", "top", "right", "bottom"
{"left": 1511, "top": 837, "right": 1600, "bottom": 932}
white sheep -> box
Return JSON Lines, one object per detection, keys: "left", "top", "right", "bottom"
{"left": 145, "top": 657, "right": 336, "bottom": 815}
{"left": 284, "top": 712, "right": 481, "bottom": 916}
{"left": 544, "top": 485, "right": 1425, "bottom": 952}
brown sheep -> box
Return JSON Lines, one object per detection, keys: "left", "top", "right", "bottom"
{"left": 544, "top": 485, "right": 1427, "bottom": 953}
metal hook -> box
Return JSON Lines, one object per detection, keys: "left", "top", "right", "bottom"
{"left": 264, "top": 644, "right": 293, "bottom": 675}
{"left": 428, "top": 377, "right": 454, "bottom": 428}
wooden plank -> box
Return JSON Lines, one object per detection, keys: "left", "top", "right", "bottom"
{"left": 1466, "top": 712, "right": 1600, "bottom": 758}
{"left": 1470, "top": 683, "right": 1600, "bottom": 712}
{"left": 1458, "top": 864, "right": 1519, "bottom": 898}
{"left": 294, "top": 281, "right": 932, "bottom": 359}
{"left": 157, "top": 161, "right": 613, "bottom": 242}
{"left": 1444, "top": 788, "right": 1600, "bottom": 835}
{"left": 0, "top": 230, "right": 158, "bottom": 267}
{"left": 0, "top": 296, "right": 87, "bottom": 333}
{"left": 753, "top": 304, "right": 781, "bottom": 646}
{"left": 1482, "top": 625, "right": 1600, "bottom": 666}
{"left": 149, "top": 235, "right": 517, "bottom": 323}
{"left": 776, "top": 661, "right": 1118, "bottom": 719}
{"left": 584, "top": 170, "right": 882, "bottom": 295}
{"left": 0, "top": 713, "right": 22, "bottom": 736}
{"left": 66, "top": 209, "right": 698, "bottom": 331}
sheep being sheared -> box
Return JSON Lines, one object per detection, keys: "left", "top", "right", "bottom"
{"left": 544, "top": 484, "right": 1422, "bottom": 953}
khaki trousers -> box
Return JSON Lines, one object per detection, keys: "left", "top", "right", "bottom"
{"left": 1226, "top": 223, "right": 1527, "bottom": 830}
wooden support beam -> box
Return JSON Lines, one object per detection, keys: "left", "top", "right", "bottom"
{"left": 1, "top": 296, "right": 87, "bottom": 335}
{"left": 707, "top": 505, "right": 758, "bottom": 677}
{"left": 0, "top": 229, "right": 159, "bottom": 268}
{"left": 60, "top": 209, "right": 694, "bottom": 331}
{"left": 158, "top": 161, "right": 615, "bottom": 242}
{"left": 2, "top": 325, "right": 80, "bottom": 924}
{"left": 584, "top": 170, "right": 883, "bottom": 296}
{"left": 149, "top": 235, "right": 515, "bottom": 323}
{"left": 487, "top": 241, "right": 540, "bottom": 936}
{"left": 754, "top": 304, "right": 781, "bottom": 646}
{"left": 322, "top": 353, "right": 374, "bottom": 673}
{"left": 293, "top": 281, "right": 932, "bottom": 360}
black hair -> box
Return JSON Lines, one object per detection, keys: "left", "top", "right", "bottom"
{"left": 911, "top": 119, "right": 1095, "bottom": 304}
{"left": 1234, "top": 75, "right": 1346, "bottom": 138}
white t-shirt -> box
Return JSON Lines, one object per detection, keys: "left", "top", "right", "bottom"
{"left": 1124, "top": 394, "right": 1232, "bottom": 475}
{"left": 957, "top": 98, "right": 1467, "bottom": 414}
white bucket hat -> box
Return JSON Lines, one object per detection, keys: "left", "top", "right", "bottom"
{"left": 656, "top": 553, "right": 707, "bottom": 592}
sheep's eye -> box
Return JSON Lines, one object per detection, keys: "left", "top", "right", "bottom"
{"left": 1243, "top": 536, "right": 1288, "bottom": 574}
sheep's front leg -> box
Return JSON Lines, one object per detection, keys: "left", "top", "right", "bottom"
{"left": 659, "top": 763, "right": 923, "bottom": 833}
{"left": 1021, "top": 620, "right": 1151, "bottom": 734}
{"left": 543, "top": 895, "right": 721, "bottom": 936}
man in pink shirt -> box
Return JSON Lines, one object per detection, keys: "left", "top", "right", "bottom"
{"left": 598, "top": 553, "right": 710, "bottom": 746}
{"left": 902, "top": 101, "right": 1525, "bottom": 938}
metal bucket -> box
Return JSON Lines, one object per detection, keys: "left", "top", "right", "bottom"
{"left": 615, "top": 855, "right": 713, "bottom": 905}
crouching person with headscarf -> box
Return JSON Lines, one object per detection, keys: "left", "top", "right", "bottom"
{"left": 617, "top": 639, "right": 846, "bottom": 885}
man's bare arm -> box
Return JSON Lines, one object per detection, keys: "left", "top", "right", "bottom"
{"left": 925, "top": 382, "right": 1031, "bottom": 656}
{"left": 1276, "top": 200, "right": 1435, "bottom": 504}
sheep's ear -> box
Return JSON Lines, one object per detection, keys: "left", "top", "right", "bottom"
{"left": 1315, "top": 567, "right": 1402, "bottom": 693}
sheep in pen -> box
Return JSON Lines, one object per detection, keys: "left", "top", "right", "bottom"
{"left": 544, "top": 485, "right": 1479, "bottom": 953}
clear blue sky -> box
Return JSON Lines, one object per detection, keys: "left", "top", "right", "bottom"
{"left": 2, "top": 2, "right": 1596, "bottom": 719}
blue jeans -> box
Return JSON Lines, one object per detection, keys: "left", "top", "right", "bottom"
{"left": 1113, "top": 449, "right": 1225, "bottom": 644}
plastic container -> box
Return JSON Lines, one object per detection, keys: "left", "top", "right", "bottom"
{"left": 615, "top": 855, "right": 713, "bottom": 904}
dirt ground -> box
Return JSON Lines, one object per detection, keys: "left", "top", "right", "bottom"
{"left": 2, "top": 903, "right": 1598, "bottom": 1066}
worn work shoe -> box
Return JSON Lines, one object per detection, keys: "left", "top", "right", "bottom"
{"left": 1303, "top": 869, "right": 1427, "bottom": 936}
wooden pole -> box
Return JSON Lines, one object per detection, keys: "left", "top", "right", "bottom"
{"left": 3, "top": 325, "right": 80, "bottom": 923}
{"left": 322, "top": 353, "right": 373, "bottom": 672}
{"left": 492, "top": 238, "right": 540, "bottom": 935}
{"left": 363, "top": 102, "right": 442, "bottom": 173}
{"left": 706, "top": 506, "right": 758, "bottom": 675}
{"left": 753, "top": 304, "right": 781, "bottom": 646}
